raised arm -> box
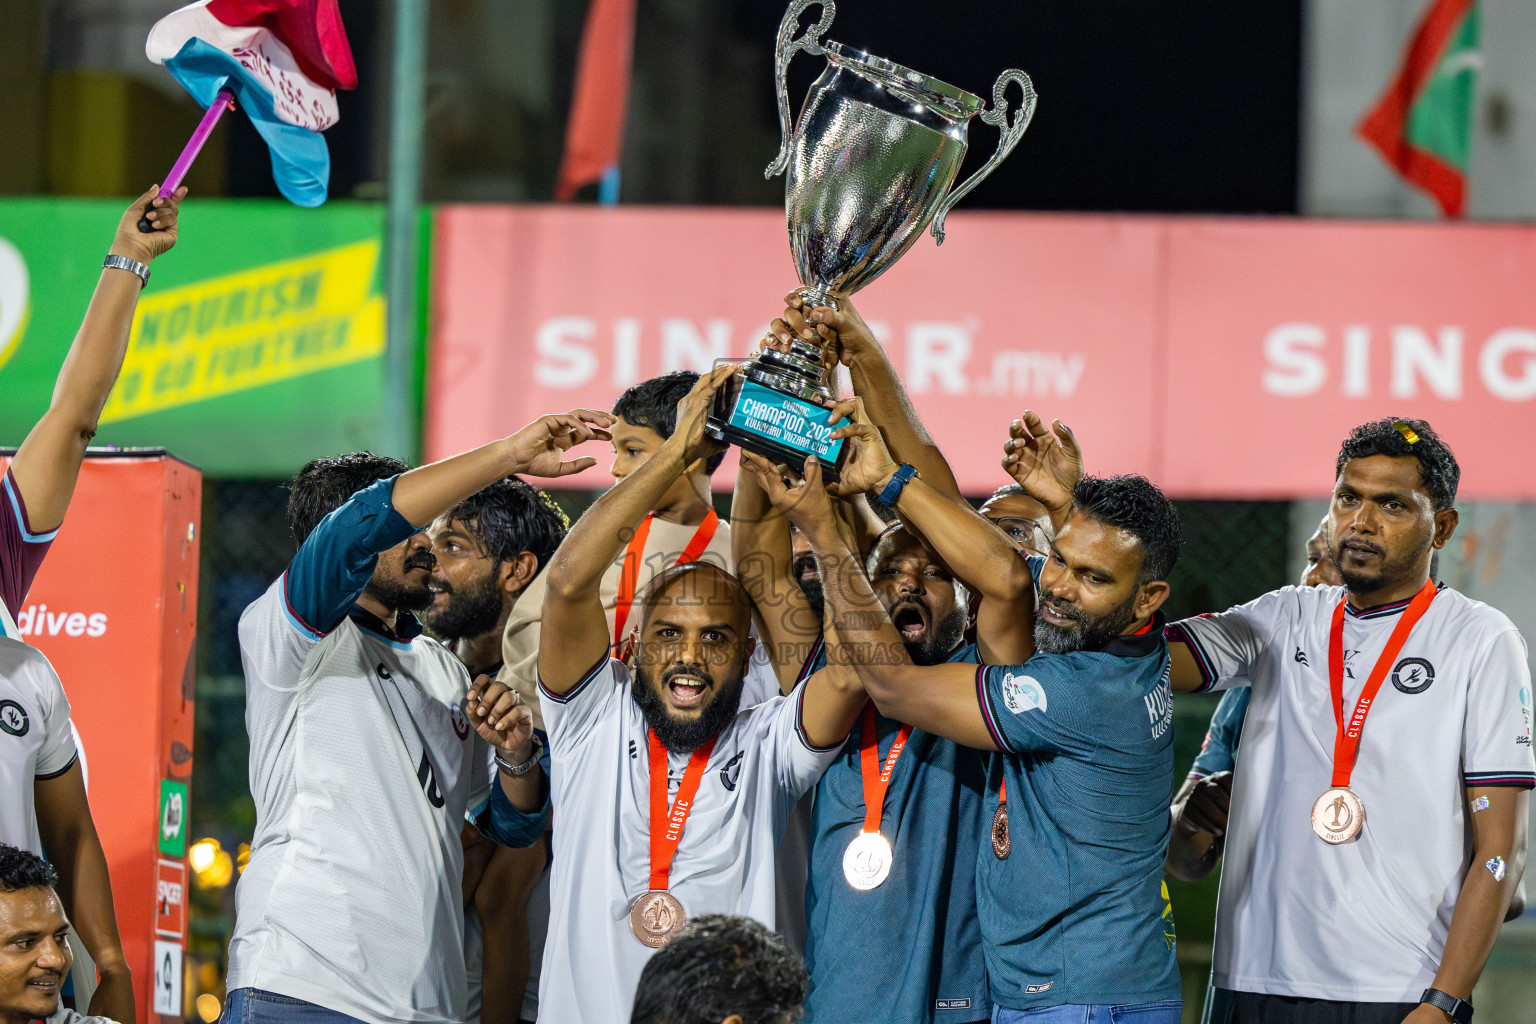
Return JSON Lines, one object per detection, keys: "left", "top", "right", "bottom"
{"left": 540, "top": 365, "right": 736, "bottom": 694}
{"left": 1000, "top": 410, "right": 1083, "bottom": 533}
{"left": 820, "top": 515, "right": 997, "bottom": 749}
{"left": 285, "top": 410, "right": 613, "bottom": 637}
{"left": 826, "top": 397, "right": 1036, "bottom": 665}
{"left": 9, "top": 186, "right": 186, "bottom": 535}
{"left": 390, "top": 409, "right": 612, "bottom": 527}
{"left": 771, "top": 291, "right": 963, "bottom": 503}
{"left": 745, "top": 449, "right": 997, "bottom": 750}
{"left": 741, "top": 454, "right": 866, "bottom": 748}
{"left": 731, "top": 453, "right": 821, "bottom": 694}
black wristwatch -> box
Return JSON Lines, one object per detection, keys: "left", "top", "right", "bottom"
{"left": 1420, "top": 988, "right": 1473, "bottom": 1024}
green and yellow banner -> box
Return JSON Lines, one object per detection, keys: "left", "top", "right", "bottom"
{"left": 0, "top": 199, "right": 400, "bottom": 477}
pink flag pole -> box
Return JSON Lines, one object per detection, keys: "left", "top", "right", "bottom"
{"left": 137, "top": 87, "right": 236, "bottom": 232}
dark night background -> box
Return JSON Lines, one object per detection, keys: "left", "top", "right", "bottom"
{"left": 225, "top": 0, "right": 1303, "bottom": 215}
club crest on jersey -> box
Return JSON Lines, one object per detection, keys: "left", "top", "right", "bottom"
{"left": 1000, "top": 672, "right": 1047, "bottom": 714}
{"left": 0, "top": 700, "right": 28, "bottom": 737}
{"left": 1391, "top": 657, "right": 1435, "bottom": 694}
{"left": 718, "top": 751, "right": 744, "bottom": 791}
{"left": 449, "top": 703, "right": 470, "bottom": 740}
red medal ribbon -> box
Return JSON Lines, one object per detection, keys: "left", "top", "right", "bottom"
{"left": 648, "top": 730, "right": 718, "bottom": 891}
{"left": 858, "top": 704, "right": 912, "bottom": 833}
{"left": 613, "top": 509, "right": 721, "bottom": 646}
{"left": 1326, "top": 579, "right": 1438, "bottom": 788}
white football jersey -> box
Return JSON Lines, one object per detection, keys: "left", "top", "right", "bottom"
{"left": 0, "top": 636, "right": 79, "bottom": 854}
{"left": 536, "top": 658, "right": 840, "bottom": 1024}
{"left": 1169, "top": 583, "right": 1535, "bottom": 1002}
{"left": 228, "top": 579, "right": 488, "bottom": 1024}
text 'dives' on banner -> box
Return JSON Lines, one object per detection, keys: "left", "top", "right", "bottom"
{"left": 426, "top": 205, "right": 1536, "bottom": 500}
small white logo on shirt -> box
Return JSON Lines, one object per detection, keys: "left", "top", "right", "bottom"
{"left": 1144, "top": 676, "right": 1173, "bottom": 739}
{"left": 1001, "top": 672, "right": 1047, "bottom": 714}
{"left": 1025, "top": 982, "right": 1053, "bottom": 994}
{"left": 935, "top": 998, "right": 973, "bottom": 1010}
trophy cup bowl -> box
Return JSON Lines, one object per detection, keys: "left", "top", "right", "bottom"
{"left": 707, "top": 0, "right": 1037, "bottom": 480}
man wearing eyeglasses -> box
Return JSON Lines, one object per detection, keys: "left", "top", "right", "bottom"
{"left": 980, "top": 484, "right": 1054, "bottom": 559}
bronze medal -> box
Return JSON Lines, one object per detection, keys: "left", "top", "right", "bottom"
{"left": 1310, "top": 787, "right": 1364, "bottom": 845}
{"left": 628, "top": 890, "right": 686, "bottom": 948}
{"left": 1314, "top": 580, "right": 1435, "bottom": 846}
{"left": 991, "top": 802, "right": 1010, "bottom": 859}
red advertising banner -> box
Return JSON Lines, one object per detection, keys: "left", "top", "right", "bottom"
{"left": 0, "top": 451, "right": 200, "bottom": 1023}
{"left": 427, "top": 206, "right": 1536, "bottom": 500}
{"left": 1160, "top": 220, "right": 1536, "bottom": 498}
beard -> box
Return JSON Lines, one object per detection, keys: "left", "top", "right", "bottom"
{"left": 891, "top": 598, "right": 968, "bottom": 666}
{"left": 1328, "top": 533, "right": 1431, "bottom": 597}
{"left": 793, "top": 554, "right": 825, "bottom": 619}
{"left": 1034, "top": 589, "right": 1140, "bottom": 655}
{"left": 632, "top": 661, "right": 746, "bottom": 753}
{"left": 366, "top": 549, "right": 437, "bottom": 614}
{"left": 421, "top": 570, "right": 503, "bottom": 642}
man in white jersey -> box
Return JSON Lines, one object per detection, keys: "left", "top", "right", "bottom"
{"left": 531, "top": 366, "right": 866, "bottom": 1024}
{"left": 1165, "top": 417, "right": 1533, "bottom": 1024}
{"left": 2, "top": 187, "right": 186, "bottom": 1024}
{"left": 224, "top": 408, "right": 611, "bottom": 1024}
{"left": 0, "top": 844, "right": 121, "bottom": 1024}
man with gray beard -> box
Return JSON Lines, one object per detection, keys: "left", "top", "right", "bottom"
{"left": 816, "top": 404, "right": 1187, "bottom": 1023}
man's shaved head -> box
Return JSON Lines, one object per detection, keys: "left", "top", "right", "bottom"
{"left": 639, "top": 561, "right": 755, "bottom": 635}
{"left": 632, "top": 562, "right": 757, "bottom": 753}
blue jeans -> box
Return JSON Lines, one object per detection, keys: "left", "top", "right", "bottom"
{"left": 220, "top": 989, "right": 369, "bottom": 1024}
{"left": 994, "top": 1000, "right": 1184, "bottom": 1024}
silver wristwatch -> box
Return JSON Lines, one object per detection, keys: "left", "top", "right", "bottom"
{"left": 495, "top": 733, "right": 544, "bottom": 777}
{"left": 103, "top": 253, "right": 150, "bottom": 287}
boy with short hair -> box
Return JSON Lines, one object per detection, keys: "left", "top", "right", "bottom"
{"left": 497, "top": 371, "right": 738, "bottom": 729}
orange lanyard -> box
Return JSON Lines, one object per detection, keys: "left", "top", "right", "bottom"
{"left": 1326, "top": 579, "right": 1437, "bottom": 788}
{"left": 612, "top": 508, "right": 720, "bottom": 646}
{"left": 858, "top": 705, "right": 912, "bottom": 833}
{"left": 647, "top": 731, "right": 718, "bottom": 891}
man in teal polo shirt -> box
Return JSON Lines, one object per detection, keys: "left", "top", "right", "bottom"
{"left": 808, "top": 404, "right": 1184, "bottom": 1024}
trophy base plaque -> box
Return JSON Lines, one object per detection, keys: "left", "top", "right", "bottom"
{"left": 708, "top": 367, "right": 847, "bottom": 482}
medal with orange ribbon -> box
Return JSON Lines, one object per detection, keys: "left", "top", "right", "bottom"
{"left": 992, "top": 777, "right": 1010, "bottom": 859}
{"left": 1311, "top": 579, "right": 1438, "bottom": 844}
{"left": 629, "top": 731, "right": 718, "bottom": 946}
{"left": 842, "top": 705, "right": 912, "bottom": 890}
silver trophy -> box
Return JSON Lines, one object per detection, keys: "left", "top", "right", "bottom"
{"left": 709, "top": 0, "right": 1036, "bottom": 479}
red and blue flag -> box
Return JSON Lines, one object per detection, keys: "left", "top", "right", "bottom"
{"left": 147, "top": 0, "right": 357, "bottom": 207}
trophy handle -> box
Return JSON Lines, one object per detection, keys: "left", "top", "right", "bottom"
{"left": 930, "top": 70, "right": 1037, "bottom": 245}
{"left": 765, "top": 0, "right": 836, "bottom": 179}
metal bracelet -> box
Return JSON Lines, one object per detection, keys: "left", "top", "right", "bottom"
{"left": 495, "top": 735, "right": 543, "bottom": 777}
{"left": 103, "top": 254, "right": 150, "bottom": 287}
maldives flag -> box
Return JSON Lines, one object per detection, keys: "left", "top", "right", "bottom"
{"left": 1357, "top": 0, "right": 1482, "bottom": 217}
{"left": 147, "top": 0, "right": 357, "bottom": 207}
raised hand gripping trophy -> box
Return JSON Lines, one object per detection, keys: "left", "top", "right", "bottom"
{"left": 708, "top": 0, "right": 1036, "bottom": 480}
